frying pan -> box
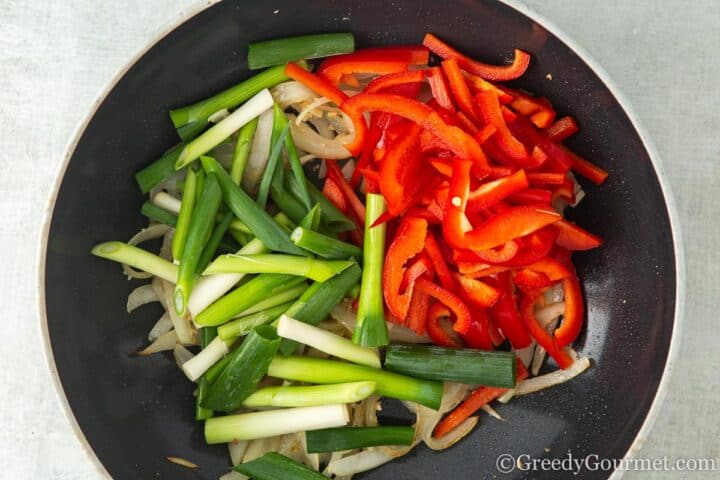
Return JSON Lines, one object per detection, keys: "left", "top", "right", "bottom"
{"left": 40, "top": 1, "right": 682, "bottom": 478}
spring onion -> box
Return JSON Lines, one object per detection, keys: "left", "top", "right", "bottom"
{"left": 171, "top": 167, "right": 199, "bottom": 261}
{"left": 195, "top": 274, "right": 304, "bottom": 327}
{"left": 243, "top": 381, "right": 375, "bottom": 408}
{"left": 217, "top": 302, "right": 295, "bottom": 341}
{"left": 270, "top": 179, "right": 311, "bottom": 225}
{"left": 135, "top": 142, "right": 184, "bottom": 194}
{"left": 140, "top": 201, "right": 177, "bottom": 226}
{"left": 298, "top": 204, "right": 321, "bottom": 230}
{"left": 196, "top": 211, "right": 234, "bottom": 274}
{"left": 204, "top": 254, "right": 354, "bottom": 282}
{"left": 230, "top": 117, "right": 258, "bottom": 184}
{"left": 248, "top": 33, "right": 354, "bottom": 70}
{"left": 352, "top": 194, "right": 389, "bottom": 347}
{"left": 284, "top": 124, "right": 313, "bottom": 210}
{"left": 236, "top": 283, "right": 308, "bottom": 317}
{"left": 277, "top": 263, "right": 361, "bottom": 355}
{"left": 91, "top": 242, "right": 177, "bottom": 283}
{"left": 268, "top": 356, "right": 443, "bottom": 410}
{"left": 305, "top": 426, "right": 414, "bottom": 453}
{"left": 199, "top": 156, "right": 307, "bottom": 256}
{"left": 291, "top": 227, "right": 362, "bottom": 259}
{"left": 206, "top": 404, "right": 349, "bottom": 445}
{"left": 384, "top": 345, "right": 517, "bottom": 388}
{"left": 277, "top": 315, "right": 380, "bottom": 368}
{"left": 195, "top": 327, "right": 217, "bottom": 420}
{"left": 257, "top": 104, "right": 289, "bottom": 208}
{"left": 235, "top": 452, "right": 328, "bottom": 480}
{"left": 176, "top": 89, "right": 274, "bottom": 170}
{"left": 284, "top": 174, "right": 355, "bottom": 233}
{"left": 170, "top": 65, "right": 291, "bottom": 141}
{"left": 201, "top": 325, "right": 280, "bottom": 412}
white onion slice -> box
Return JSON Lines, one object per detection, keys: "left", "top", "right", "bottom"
{"left": 271, "top": 81, "right": 317, "bottom": 108}
{"left": 424, "top": 416, "right": 478, "bottom": 451}
{"left": 138, "top": 330, "right": 178, "bottom": 356}
{"left": 296, "top": 96, "right": 332, "bottom": 124}
{"left": 515, "top": 357, "right": 591, "bottom": 396}
{"left": 161, "top": 279, "right": 195, "bottom": 345}
{"left": 148, "top": 312, "right": 173, "bottom": 342}
{"left": 228, "top": 440, "right": 249, "bottom": 466}
{"left": 126, "top": 284, "right": 158, "bottom": 313}
{"left": 536, "top": 302, "right": 566, "bottom": 328}
{"left": 243, "top": 108, "right": 274, "bottom": 194}
{"left": 219, "top": 472, "right": 248, "bottom": 480}
{"left": 288, "top": 115, "right": 351, "bottom": 159}
{"left": 123, "top": 224, "right": 172, "bottom": 279}
{"left": 481, "top": 404, "right": 504, "bottom": 421}
{"left": 152, "top": 192, "right": 181, "bottom": 214}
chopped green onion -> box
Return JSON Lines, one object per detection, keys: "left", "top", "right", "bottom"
{"left": 298, "top": 204, "right": 322, "bottom": 230}
{"left": 270, "top": 179, "right": 311, "bottom": 225}
{"left": 277, "top": 315, "right": 380, "bottom": 368}
{"left": 182, "top": 335, "right": 229, "bottom": 382}
{"left": 206, "top": 405, "right": 349, "bottom": 445}
{"left": 236, "top": 283, "right": 308, "bottom": 316}
{"left": 195, "top": 327, "right": 217, "bottom": 421}
{"left": 284, "top": 127, "right": 312, "bottom": 210}
{"left": 257, "top": 104, "right": 289, "bottom": 208}
{"left": 243, "top": 381, "right": 375, "bottom": 408}
{"left": 171, "top": 167, "right": 199, "bottom": 261}
{"left": 217, "top": 302, "right": 295, "bottom": 341}
{"left": 199, "top": 156, "right": 307, "bottom": 256}
{"left": 234, "top": 452, "right": 329, "bottom": 480}
{"left": 305, "top": 426, "right": 414, "bottom": 453}
{"left": 201, "top": 325, "right": 280, "bottom": 412}
{"left": 384, "top": 345, "right": 517, "bottom": 388}
{"left": 170, "top": 65, "right": 291, "bottom": 141}
{"left": 140, "top": 201, "right": 177, "bottom": 226}
{"left": 135, "top": 143, "right": 184, "bottom": 194}
{"left": 174, "top": 173, "right": 223, "bottom": 316}
{"left": 193, "top": 168, "right": 206, "bottom": 204}
{"left": 195, "top": 274, "right": 304, "bottom": 327}
{"left": 248, "top": 33, "right": 355, "bottom": 70}
{"left": 91, "top": 242, "right": 177, "bottom": 283}
{"left": 196, "top": 211, "right": 234, "bottom": 274}
{"left": 230, "top": 117, "right": 258, "bottom": 184}
{"left": 268, "top": 356, "right": 443, "bottom": 410}
{"left": 204, "top": 254, "right": 354, "bottom": 282}
{"left": 277, "top": 263, "right": 361, "bottom": 355}
{"left": 176, "top": 89, "right": 274, "bottom": 170}
{"left": 284, "top": 174, "right": 355, "bottom": 233}
{"left": 291, "top": 227, "right": 362, "bottom": 259}
{"left": 353, "top": 194, "right": 389, "bottom": 347}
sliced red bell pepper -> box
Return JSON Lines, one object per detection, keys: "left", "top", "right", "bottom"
{"left": 423, "top": 33, "right": 531, "bottom": 81}
{"left": 475, "top": 90, "right": 528, "bottom": 163}
{"left": 463, "top": 72, "right": 514, "bottom": 102}
{"left": 378, "top": 123, "right": 426, "bottom": 215}
{"left": 284, "top": 62, "right": 348, "bottom": 107}
{"left": 339, "top": 72, "right": 360, "bottom": 88}
{"left": 455, "top": 111, "right": 480, "bottom": 135}
{"left": 325, "top": 159, "right": 366, "bottom": 225}
{"left": 426, "top": 303, "right": 463, "bottom": 348}
{"left": 488, "top": 271, "right": 532, "bottom": 348}
{"left": 416, "top": 277, "right": 473, "bottom": 335}
{"left": 357, "top": 167, "right": 380, "bottom": 193}
{"left": 426, "top": 66, "right": 454, "bottom": 110}
{"left": 530, "top": 108, "right": 557, "bottom": 129}
{"left": 322, "top": 176, "right": 347, "bottom": 213}
{"left": 433, "top": 359, "right": 528, "bottom": 438}
{"left": 442, "top": 57, "right": 479, "bottom": 123}
{"left": 461, "top": 308, "right": 494, "bottom": 350}
{"left": 514, "top": 256, "right": 573, "bottom": 291}
{"left": 551, "top": 175, "right": 576, "bottom": 204}
{"left": 554, "top": 220, "right": 602, "bottom": 251}
{"left": 543, "top": 116, "right": 579, "bottom": 142}
{"left": 508, "top": 188, "right": 552, "bottom": 206}
{"left": 424, "top": 231, "right": 456, "bottom": 291}
{"left": 462, "top": 205, "right": 562, "bottom": 251}
{"left": 455, "top": 274, "right": 500, "bottom": 307}
{"left": 562, "top": 146, "right": 609, "bottom": 185}
{"left": 406, "top": 288, "right": 431, "bottom": 335}
{"left": 520, "top": 289, "right": 574, "bottom": 369}
{"left": 475, "top": 124, "right": 497, "bottom": 145}
{"left": 428, "top": 157, "right": 453, "bottom": 178}
{"left": 341, "top": 93, "right": 489, "bottom": 174}
{"left": 468, "top": 240, "right": 520, "bottom": 264}
{"left": 466, "top": 169, "right": 529, "bottom": 211}
{"left": 527, "top": 172, "right": 567, "bottom": 186}
{"left": 366, "top": 69, "right": 426, "bottom": 93}
{"left": 383, "top": 216, "right": 428, "bottom": 319}
{"left": 399, "top": 255, "right": 433, "bottom": 293}
{"left": 317, "top": 46, "right": 430, "bottom": 85}
{"left": 508, "top": 113, "right": 574, "bottom": 171}
{"left": 554, "top": 274, "right": 584, "bottom": 346}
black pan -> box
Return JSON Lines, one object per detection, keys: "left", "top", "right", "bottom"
{"left": 41, "top": 1, "right": 682, "bottom": 478}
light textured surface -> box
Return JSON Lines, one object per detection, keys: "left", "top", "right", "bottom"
{"left": 0, "top": 0, "right": 716, "bottom": 478}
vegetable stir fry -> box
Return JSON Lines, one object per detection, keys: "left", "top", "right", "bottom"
{"left": 92, "top": 31, "right": 605, "bottom": 478}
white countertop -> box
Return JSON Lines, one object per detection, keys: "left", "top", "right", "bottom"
{"left": 1, "top": 1, "right": 717, "bottom": 478}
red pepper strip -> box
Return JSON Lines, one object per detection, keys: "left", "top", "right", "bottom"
{"left": 552, "top": 176, "right": 576, "bottom": 204}
{"left": 554, "top": 220, "right": 602, "bottom": 250}
{"left": 424, "top": 231, "right": 456, "bottom": 291}
{"left": 341, "top": 93, "right": 490, "bottom": 174}
{"left": 325, "top": 160, "right": 366, "bottom": 226}
{"left": 508, "top": 114, "right": 575, "bottom": 171}
{"left": 399, "top": 255, "right": 433, "bottom": 293}
{"left": 423, "top": 33, "right": 531, "bottom": 81}
{"left": 428, "top": 157, "right": 453, "bottom": 178}
{"left": 466, "top": 169, "right": 529, "bottom": 211}
{"left": 339, "top": 73, "right": 360, "bottom": 88}
{"left": 530, "top": 108, "right": 556, "bottom": 129}
{"left": 475, "top": 124, "right": 497, "bottom": 145}
{"left": 378, "top": 123, "right": 426, "bottom": 215}
{"left": 468, "top": 240, "right": 520, "bottom": 264}
{"left": 352, "top": 112, "right": 389, "bottom": 186}
{"left": 317, "top": 46, "right": 430, "bottom": 85}
{"left": 527, "top": 172, "right": 567, "bottom": 186}
{"left": 563, "top": 146, "right": 609, "bottom": 185}
{"left": 416, "top": 277, "right": 473, "bottom": 335}
{"left": 366, "top": 69, "right": 426, "bottom": 93}
{"left": 455, "top": 274, "right": 500, "bottom": 308}
{"left": 486, "top": 315, "right": 506, "bottom": 347}
{"left": 322, "top": 177, "right": 347, "bottom": 213}
{"left": 442, "top": 57, "right": 479, "bottom": 123}
{"left": 521, "top": 289, "right": 574, "bottom": 369}
{"left": 433, "top": 359, "right": 529, "bottom": 438}
{"left": 461, "top": 308, "right": 495, "bottom": 350}
{"left": 508, "top": 188, "right": 553, "bottom": 206}
{"left": 463, "top": 72, "right": 514, "bottom": 102}
{"left": 426, "top": 66, "right": 454, "bottom": 110}
{"left": 383, "top": 216, "right": 428, "bottom": 319}
{"left": 357, "top": 167, "right": 381, "bottom": 193}
{"left": 499, "top": 226, "right": 558, "bottom": 267}
{"left": 543, "top": 116, "right": 579, "bottom": 142}
{"left": 488, "top": 271, "right": 532, "bottom": 348}
{"left": 462, "top": 204, "right": 562, "bottom": 251}
{"left": 554, "top": 274, "right": 584, "bottom": 346}
{"left": 514, "top": 256, "right": 573, "bottom": 291}
{"left": 284, "top": 62, "right": 348, "bottom": 107}
{"left": 426, "top": 303, "right": 463, "bottom": 348}
{"left": 455, "top": 111, "right": 480, "bottom": 135}
{"left": 475, "top": 90, "right": 528, "bottom": 163}
{"left": 461, "top": 264, "right": 511, "bottom": 278}
{"left": 406, "top": 288, "right": 431, "bottom": 335}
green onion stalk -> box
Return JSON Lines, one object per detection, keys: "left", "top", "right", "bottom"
{"left": 217, "top": 302, "right": 295, "bottom": 341}
{"left": 305, "top": 426, "right": 415, "bottom": 453}
{"left": 195, "top": 327, "right": 217, "bottom": 421}
{"left": 203, "top": 254, "right": 354, "bottom": 282}
{"left": 140, "top": 201, "right": 177, "bottom": 226}
{"left": 247, "top": 33, "right": 354, "bottom": 70}
{"left": 257, "top": 103, "right": 289, "bottom": 208}
{"left": 230, "top": 117, "right": 258, "bottom": 185}
{"left": 234, "top": 452, "right": 329, "bottom": 480}
{"left": 291, "top": 227, "right": 362, "bottom": 259}
{"left": 298, "top": 204, "right": 322, "bottom": 230}
{"left": 171, "top": 167, "right": 199, "bottom": 261}
{"left": 134, "top": 142, "right": 184, "bottom": 194}
{"left": 91, "top": 242, "right": 177, "bottom": 283}
{"left": 242, "top": 381, "right": 375, "bottom": 408}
